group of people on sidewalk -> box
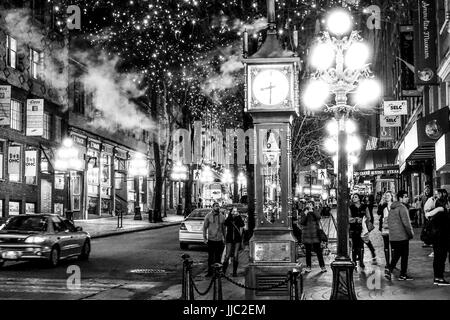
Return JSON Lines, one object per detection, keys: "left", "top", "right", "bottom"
{"left": 374, "top": 187, "right": 450, "bottom": 285}
{"left": 201, "top": 185, "right": 450, "bottom": 287}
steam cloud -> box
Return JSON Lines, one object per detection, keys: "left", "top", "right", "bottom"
{"left": 3, "top": 8, "right": 154, "bottom": 133}
{"left": 79, "top": 54, "right": 154, "bottom": 132}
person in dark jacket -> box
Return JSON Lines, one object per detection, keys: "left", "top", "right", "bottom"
{"left": 349, "top": 193, "right": 377, "bottom": 270}
{"left": 425, "top": 189, "right": 450, "bottom": 286}
{"left": 385, "top": 190, "right": 414, "bottom": 281}
{"left": 300, "top": 200, "right": 326, "bottom": 273}
{"left": 223, "top": 206, "right": 245, "bottom": 277}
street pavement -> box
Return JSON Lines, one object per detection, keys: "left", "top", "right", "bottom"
{"left": 155, "top": 208, "right": 450, "bottom": 300}
{"left": 0, "top": 225, "right": 208, "bottom": 300}
{"left": 74, "top": 211, "right": 184, "bottom": 238}
{"left": 2, "top": 207, "right": 450, "bottom": 300}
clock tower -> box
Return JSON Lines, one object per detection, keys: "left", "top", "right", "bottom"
{"left": 243, "top": 0, "right": 301, "bottom": 299}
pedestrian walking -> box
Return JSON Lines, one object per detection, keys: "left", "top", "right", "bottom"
{"left": 349, "top": 193, "right": 377, "bottom": 270}
{"left": 385, "top": 190, "right": 414, "bottom": 281}
{"left": 300, "top": 200, "right": 326, "bottom": 273}
{"left": 378, "top": 191, "right": 395, "bottom": 275}
{"left": 203, "top": 202, "right": 226, "bottom": 277}
{"left": 223, "top": 206, "right": 245, "bottom": 277}
{"left": 425, "top": 189, "right": 450, "bottom": 286}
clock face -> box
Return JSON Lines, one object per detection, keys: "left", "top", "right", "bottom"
{"left": 252, "top": 69, "right": 290, "bottom": 106}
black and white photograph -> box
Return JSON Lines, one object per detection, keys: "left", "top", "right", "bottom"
{"left": 0, "top": 0, "right": 448, "bottom": 310}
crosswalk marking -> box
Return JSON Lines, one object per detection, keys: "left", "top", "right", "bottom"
{"left": 0, "top": 277, "right": 122, "bottom": 296}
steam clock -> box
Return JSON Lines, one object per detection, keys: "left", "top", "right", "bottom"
{"left": 243, "top": 0, "right": 301, "bottom": 299}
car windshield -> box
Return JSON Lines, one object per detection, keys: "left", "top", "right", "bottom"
{"left": 3, "top": 216, "right": 48, "bottom": 232}
{"left": 188, "top": 210, "right": 211, "bottom": 218}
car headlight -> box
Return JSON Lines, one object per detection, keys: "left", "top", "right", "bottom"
{"left": 25, "top": 236, "right": 46, "bottom": 244}
{"left": 180, "top": 223, "right": 187, "bottom": 231}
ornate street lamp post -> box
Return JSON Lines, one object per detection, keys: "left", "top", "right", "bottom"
{"left": 303, "top": 9, "right": 382, "bottom": 300}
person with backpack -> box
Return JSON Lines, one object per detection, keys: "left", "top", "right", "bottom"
{"left": 222, "top": 206, "right": 245, "bottom": 277}
{"left": 385, "top": 190, "right": 414, "bottom": 281}
{"left": 425, "top": 189, "right": 450, "bottom": 286}
{"left": 300, "top": 200, "right": 326, "bottom": 273}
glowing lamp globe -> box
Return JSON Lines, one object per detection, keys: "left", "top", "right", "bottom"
{"left": 310, "top": 43, "right": 335, "bottom": 70}
{"left": 326, "top": 9, "right": 353, "bottom": 36}
{"left": 345, "top": 42, "right": 370, "bottom": 70}
{"left": 354, "top": 79, "right": 382, "bottom": 105}
{"left": 303, "top": 80, "right": 330, "bottom": 110}
{"left": 324, "top": 137, "right": 338, "bottom": 154}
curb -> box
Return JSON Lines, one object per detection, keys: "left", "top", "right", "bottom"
{"left": 88, "top": 221, "right": 182, "bottom": 239}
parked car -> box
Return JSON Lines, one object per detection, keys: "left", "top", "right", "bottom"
{"left": 179, "top": 208, "right": 212, "bottom": 250}
{"left": 0, "top": 214, "right": 91, "bottom": 268}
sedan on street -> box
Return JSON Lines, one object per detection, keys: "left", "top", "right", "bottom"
{"left": 179, "top": 208, "right": 212, "bottom": 250}
{"left": 0, "top": 214, "right": 91, "bottom": 268}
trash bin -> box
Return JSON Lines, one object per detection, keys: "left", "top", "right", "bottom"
{"left": 148, "top": 209, "right": 154, "bottom": 223}
{"left": 134, "top": 206, "right": 142, "bottom": 220}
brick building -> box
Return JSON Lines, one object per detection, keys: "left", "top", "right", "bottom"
{"left": 0, "top": 0, "right": 68, "bottom": 219}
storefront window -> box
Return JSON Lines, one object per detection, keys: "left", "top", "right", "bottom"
{"left": 262, "top": 129, "right": 282, "bottom": 224}
{"left": 25, "top": 203, "right": 35, "bottom": 214}
{"left": 101, "top": 154, "right": 111, "bottom": 185}
{"left": 115, "top": 172, "right": 124, "bottom": 189}
{"left": 8, "top": 145, "right": 22, "bottom": 182}
{"left": 54, "top": 203, "right": 64, "bottom": 216}
{"left": 9, "top": 201, "right": 20, "bottom": 216}
{"left": 25, "top": 149, "right": 38, "bottom": 185}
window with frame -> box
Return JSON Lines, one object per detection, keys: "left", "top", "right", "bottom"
{"left": 115, "top": 172, "right": 124, "bottom": 189}
{"left": 30, "top": 48, "right": 44, "bottom": 80}
{"left": 8, "top": 145, "right": 22, "bottom": 182}
{"left": 73, "top": 80, "right": 85, "bottom": 114}
{"left": 43, "top": 113, "right": 51, "bottom": 140}
{"left": 10, "top": 100, "right": 23, "bottom": 132}
{"left": 6, "top": 35, "right": 17, "bottom": 69}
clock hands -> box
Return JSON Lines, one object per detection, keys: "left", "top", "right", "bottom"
{"left": 261, "top": 82, "right": 275, "bottom": 104}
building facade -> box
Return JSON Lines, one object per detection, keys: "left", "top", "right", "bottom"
{"left": 0, "top": 0, "right": 68, "bottom": 219}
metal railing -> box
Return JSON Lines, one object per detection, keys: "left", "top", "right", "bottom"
{"left": 181, "top": 254, "right": 304, "bottom": 300}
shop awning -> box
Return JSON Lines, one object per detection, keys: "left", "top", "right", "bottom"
{"left": 356, "top": 149, "right": 398, "bottom": 172}
{"left": 398, "top": 107, "right": 450, "bottom": 173}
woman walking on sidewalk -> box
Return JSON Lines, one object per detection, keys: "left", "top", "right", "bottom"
{"left": 349, "top": 193, "right": 377, "bottom": 270}
{"left": 223, "top": 206, "right": 245, "bottom": 277}
{"left": 300, "top": 200, "right": 326, "bottom": 273}
{"left": 425, "top": 189, "right": 450, "bottom": 286}
{"left": 378, "top": 191, "right": 395, "bottom": 274}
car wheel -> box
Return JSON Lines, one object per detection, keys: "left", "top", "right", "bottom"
{"left": 48, "top": 246, "right": 60, "bottom": 267}
{"left": 79, "top": 240, "right": 91, "bottom": 261}
{"left": 180, "top": 242, "right": 189, "bottom": 250}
